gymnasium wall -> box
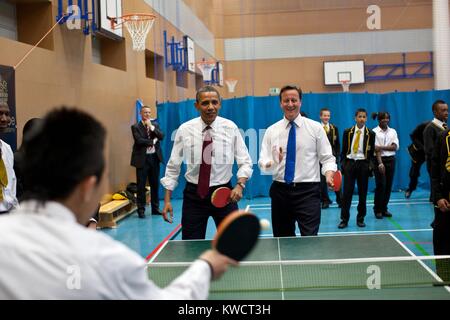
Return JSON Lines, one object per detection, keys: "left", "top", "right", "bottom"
{"left": 0, "top": 0, "right": 439, "bottom": 197}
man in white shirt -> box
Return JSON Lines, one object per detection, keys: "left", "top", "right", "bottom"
{"left": 0, "top": 102, "right": 18, "bottom": 214}
{"left": 372, "top": 111, "right": 399, "bottom": 219}
{"left": 0, "top": 107, "right": 236, "bottom": 299}
{"left": 258, "top": 85, "right": 337, "bottom": 237}
{"left": 161, "top": 86, "right": 253, "bottom": 240}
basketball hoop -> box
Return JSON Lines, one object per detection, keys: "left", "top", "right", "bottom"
{"left": 339, "top": 80, "right": 351, "bottom": 92}
{"left": 225, "top": 79, "right": 238, "bottom": 93}
{"left": 110, "top": 13, "right": 156, "bottom": 52}
{"left": 197, "top": 60, "right": 216, "bottom": 82}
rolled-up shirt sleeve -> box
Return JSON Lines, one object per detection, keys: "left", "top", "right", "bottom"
{"left": 234, "top": 128, "right": 253, "bottom": 179}
{"left": 160, "top": 128, "right": 184, "bottom": 191}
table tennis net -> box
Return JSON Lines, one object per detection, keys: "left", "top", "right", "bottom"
{"left": 147, "top": 255, "right": 450, "bottom": 293}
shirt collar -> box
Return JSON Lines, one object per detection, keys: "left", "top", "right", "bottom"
{"left": 17, "top": 200, "right": 77, "bottom": 224}
{"left": 354, "top": 125, "right": 365, "bottom": 133}
{"left": 283, "top": 113, "right": 302, "bottom": 129}
{"left": 433, "top": 118, "right": 446, "bottom": 128}
{"left": 200, "top": 117, "right": 219, "bottom": 131}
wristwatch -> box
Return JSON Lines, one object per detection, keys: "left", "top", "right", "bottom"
{"left": 237, "top": 182, "right": 246, "bottom": 189}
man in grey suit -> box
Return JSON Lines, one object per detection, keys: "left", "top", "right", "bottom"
{"left": 131, "top": 106, "right": 164, "bottom": 218}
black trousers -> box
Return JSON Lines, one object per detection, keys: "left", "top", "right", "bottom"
{"left": 270, "top": 181, "right": 321, "bottom": 237}
{"left": 374, "top": 156, "right": 396, "bottom": 214}
{"left": 408, "top": 158, "right": 425, "bottom": 191}
{"left": 136, "top": 153, "right": 160, "bottom": 214}
{"left": 433, "top": 207, "right": 450, "bottom": 281}
{"left": 341, "top": 159, "right": 370, "bottom": 223}
{"left": 182, "top": 182, "right": 238, "bottom": 240}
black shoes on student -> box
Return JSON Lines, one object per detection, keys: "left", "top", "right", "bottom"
{"left": 375, "top": 211, "right": 393, "bottom": 219}
{"left": 405, "top": 189, "right": 412, "bottom": 199}
{"left": 338, "top": 220, "right": 365, "bottom": 228}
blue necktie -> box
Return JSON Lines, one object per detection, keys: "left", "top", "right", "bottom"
{"left": 284, "top": 121, "right": 296, "bottom": 184}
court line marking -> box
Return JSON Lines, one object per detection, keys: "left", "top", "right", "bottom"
{"left": 389, "top": 233, "right": 450, "bottom": 293}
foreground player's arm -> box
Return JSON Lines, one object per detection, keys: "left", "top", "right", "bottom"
{"left": 231, "top": 127, "right": 253, "bottom": 202}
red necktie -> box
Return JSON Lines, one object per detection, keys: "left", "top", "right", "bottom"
{"left": 197, "top": 126, "right": 212, "bottom": 199}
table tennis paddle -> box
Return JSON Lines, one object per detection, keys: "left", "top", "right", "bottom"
{"left": 333, "top": 170, "right": 342, "bottom": 192}
{"left": 211, "top": 187, "right": 232, "bottom": 208}
{"left": 212, "top": 210, "right": 260, "bottom": 261}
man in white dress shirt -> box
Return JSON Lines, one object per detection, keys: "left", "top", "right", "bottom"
{"left": 0, "top": 107, "right": 236, "bottom": 299}
{"left": 161, "top": 86, "right": 253, "bottom": 240}
{"left": 0, "top": 102, "right": 18, "bottom": 214}
{"left": 258, "top": 85, "right": 337, "bottom": 237}
{"left": 372, "top": 111, "right": 399, "bottom": 219}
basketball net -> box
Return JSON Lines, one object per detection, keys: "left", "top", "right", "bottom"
{"left": 112, "top": 14, "right": 156, "bottom": 52}
{"left": 340, "top": 80, "right": 350, "bottom": 92}
{"left": 197, "top": 61, "right": 216, "bottom": 82}
{"left": 225, "top": 79, "right": 238, "bottom": 93}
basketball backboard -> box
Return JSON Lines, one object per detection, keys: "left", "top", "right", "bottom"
{"left": 323, "top": 60, "right": 365, "bottom": 85}
{"left": 95, "top": 0, "right": 123, "bottom": 40}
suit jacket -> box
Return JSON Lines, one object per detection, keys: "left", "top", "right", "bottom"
{"left": 324, "top": 123, "right": 340, "bottom": 162}
{"left": 130, "top": 120, "right": 164, "bottom": 168}
{"left": 340, "top": 125, "right": 376, "bottom": 174}
{"left": 431, "top": 129, "right": 450, "bottom": 203}
{"left": 424, "top": 121, "right": 446, "bottom": 163}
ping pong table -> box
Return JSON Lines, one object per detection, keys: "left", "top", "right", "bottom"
{"left": 147, "top": 233, "right": 450, "bottom": 300}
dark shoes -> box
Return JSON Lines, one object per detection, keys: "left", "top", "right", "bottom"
{"left": 138, "top": 211, "right": 146, "bottom": 219}
{"left": 375, "top": 212, "right": 383, "bottom": 219}
{"left": 338, "top": 221, "right": 348, "bottom": 229}
{"left": 321, "top": 201, "right": 331, "bottom": 209}
{"left": 375, "top": 211, "right": 392, "bottom": 219}
{"left": 357, "top": 220, "right": 366, "bottom": 228}
{"left": 382, "top": 211, "right": 393, "bottom": 218}
{"left": 405, "top": 189, "right": 412, "bottom": 199}
{"left": 152, "top": 210, "right": 163, "bottom": 216}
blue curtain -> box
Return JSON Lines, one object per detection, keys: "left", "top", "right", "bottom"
{"left": 157, "top": 90, "right": 450, "bottom": 199}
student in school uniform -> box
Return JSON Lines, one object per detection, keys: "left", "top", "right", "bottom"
{"left": 338, "top": 108, "right": 376, "bottom": 229}
{"left": 319, "top": 108, "right": 341, "bottom": 209}
{"left": 372, "top": 112, "right": 399, "bottom": 219}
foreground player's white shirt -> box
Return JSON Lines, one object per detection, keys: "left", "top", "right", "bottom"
{"left": 0, "top": 201, "right": 211, "bottom": 299}
{"left": 161, "top": 116, "right": 253, "bottom": 191}
{"left": 259, "top": 114, "right": 336, "bottom": 182}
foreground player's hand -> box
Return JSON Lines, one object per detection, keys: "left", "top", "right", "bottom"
{"left": 230, "top": 186, "right": 243, "bottom": 202}
{"left": 199, "top": 250, "right": 238, "bottom": 280}
{"left": 437, "top": 199, "right": 450, "bottom": 212}
{"left": 325, "top": 170, "right": 334, "bottom": 189}
{"left": 162, "top": 202, "right": 173, "bottom": 223}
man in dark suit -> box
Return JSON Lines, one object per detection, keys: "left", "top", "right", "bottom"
{"left": 319, "top": 108, "right": 341, "bottom": 209}
{"left": 431, "top": 129, "right": 450, "bottom": 281}
{"left": 423, "top": 100, "right": 448, "bottom": 202}
{"left": 339, "top": 108, "right": 376, "bottom": 229}
{"left": 131, "top": 106, "right": 164, "bottom": 218}
{"left": 405, "top": 121, "right": 429, "bottom": 198}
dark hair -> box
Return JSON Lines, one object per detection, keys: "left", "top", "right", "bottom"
{"left": 355, "top": 108, "right": 367, "bottom": 116}
{"left": 320, "top": 108, "right": 330, "bottom": 115}
{"left": 371, "top": 111, "right": 390, "bottom": 121}
{"left": 21, "top": 107, "right": 106, "bottom": 202}
{"left": 279, "top": 85, "right": 302, "bottom": 101}
{"left": 22, "top": 118, "right": 43, "bottom": 138}
{"left": 196, "top": 85, "right": 221, "bottom": 103}
{"left": 432, "top": 100, "right": 447, "bottom": 113}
